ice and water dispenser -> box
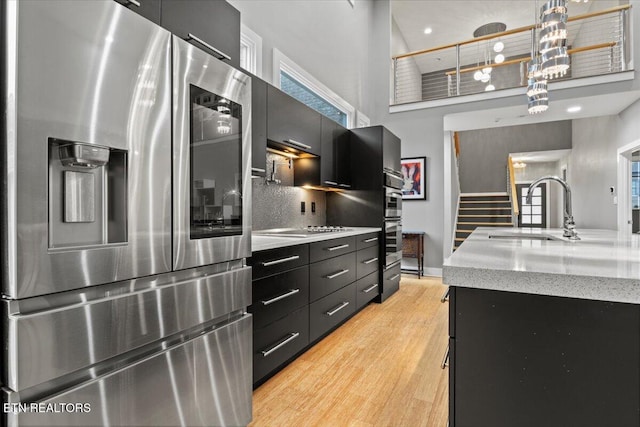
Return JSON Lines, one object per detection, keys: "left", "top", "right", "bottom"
{"left": 48, "top": 138, "right": 128, "bottom": 249}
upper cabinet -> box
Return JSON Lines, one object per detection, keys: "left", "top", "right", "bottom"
{"left": 161, "top": 0, "right": 241, "bottom": 68}
{"left": 251, "top": 75, "right": 267, "bottom": 177}
{"left": 266, "top": 85, "right": 321, "bottom": 156}
{"left": 320, "top": 117, "right": 351, "bottom": 189}
{"left": 293, "top": 117, "right": 350, "bottom": 189}
{"left": 381, "top": 127, "right": 401, "bottom": 173}
{"left": 114, "top": 0, "right": 161, "bottom": 24}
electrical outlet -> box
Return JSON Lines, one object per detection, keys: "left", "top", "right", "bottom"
{"left": 301, "top": 201, "right": 306, "bottom": 213}
{"left": 311, "top": 201, "right": 316, "bottom": 213}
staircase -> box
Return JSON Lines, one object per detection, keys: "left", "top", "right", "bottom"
{"left": 454, "top": 193, "right": 513, "bottom": 251}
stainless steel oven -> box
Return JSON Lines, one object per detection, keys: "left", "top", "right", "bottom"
{"left": 384, "top": 219, "right": 403, "bottom": 267}
{"left": 172, "top": 37, "right": 252, "bottom": 270}
{"left": 385, "top": 187, "right": 403, "bottom": 218}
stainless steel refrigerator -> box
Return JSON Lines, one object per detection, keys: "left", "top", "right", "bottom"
{"left": 1, "top": 2, "right": 252, "bottom": 425}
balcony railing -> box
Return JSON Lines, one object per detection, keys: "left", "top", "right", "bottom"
{"left": 392, "top": 4, "right": 632, "bottom": 106}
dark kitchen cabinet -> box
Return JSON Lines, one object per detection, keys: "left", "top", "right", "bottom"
{"left": 450, "top": 286, "right": 640, "bottom": 427}
{"left": 250, "top": 244, "right": 308, "bottom": 280}
{"left": 293, "top": 117, "right": 350, "bottom": 189}
{"left": 267, "top": 85, "right": 321, "bottom": 156}
{"left": 309, "top": 252, "right": 356, "bottom": 302}
{"left": 250, "top": 266, "right": 309, "bottom": 329}
{"left": 253, "top": 306, "right": 309, "bottom": 385}
{"left": 309, "top": 281, "right": 356, "bottom": 343}
{"left": 250, "top": 232, "right": 378, "bottom": 386}
{"left": 381, "top": 127, "right": 401, "bottom": 173}
{"left": 251, "top": 75, "right": 267, "bottom": 177}
{"left": 309, "top": 235, "right": 356, "bottom": 262}
{"left": 114, "top": 0, "right": 161, "bottom": 24}
{"left": 161, "top": 0, "right": 240, "bottom": 68}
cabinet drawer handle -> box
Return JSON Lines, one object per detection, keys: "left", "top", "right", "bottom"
{"left": 186, "top": 33, "right": 232, "bottom": 61}
{"left": 261, "top": 255, "right": 300, "bottom": 267}
{"left": 338, "top": 183, "right": 351, "bottom": 188}
{"left": 389, "top": 274, "right": 400, "bottom": 281}
{"left": 441, "top": 344, "right": 450, "bottom": 369}
{"left": 326, "top": 244, "right": 349, "bottom": 252}
{"left": 261, "top": 288, "right": 301, "bottom": 306}
{"left": 326, "top": 269, "right": 349, "bottom": 280}
{"left": 324, "top": 180, "right": 338, "bottom": 186}
{"left": 363, "top": 257, "right": 378, "bottom": 265}
{"left": 252, "top": 167, "right": 266, "bottom": 173}
{"left": 124, "top": 0, "right": 141, "bottom": 6}
{"left": 363, "top": 284, "right": 378, "bottom": 293}
{"left": 363, "top": 237, "right": 378, "bottom": 243}
{"left": 326, "top": 301, "right": 349, "bottom": 316}
{"left": 389, "top": 192, "right": 403, "bottom": 199}
{"left": 284, "top": 139, "right": 312, "bottom": 150}
{"left": 261, "top": 332, "right": 300, "bottom": 357}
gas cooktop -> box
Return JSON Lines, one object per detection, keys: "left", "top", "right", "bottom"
{"left": 254, "top": 226, "right": 352, "bottom": 238}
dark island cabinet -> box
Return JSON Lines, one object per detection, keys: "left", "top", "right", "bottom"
{"left": 267, "top": 85, "right": 321, "bottom": 156}
{"left": 249, "top": 232, "right": 380, "bottom": 386}
{"left": 161, "top": 0, "right": 240, "bottom": 68}
{"left": 449, "top": 286, "right": 640, "bottom": 427}
{"left": 251, "top": 75, "right": 267, "bottom": 177}
{"left": 114, "top": 0, "right": 161, "bottom": 24}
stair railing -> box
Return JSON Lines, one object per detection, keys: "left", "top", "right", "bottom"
{"left": 507, "top": 156, "right": 519, "bottom": 228}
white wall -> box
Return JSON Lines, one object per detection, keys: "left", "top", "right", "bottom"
{"left": 568, "top": 116, "right": 620, "bottom": 229}
{"left": 391, "top": 18, "right": 421, "bottom": 104}
{"left": 228, "top": 0, "right": 373, "bottom": 119}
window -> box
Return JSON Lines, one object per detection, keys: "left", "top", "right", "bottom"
{"left": 280, "top": 71, "right": 347, "bottom": 126}
{"left": 240, "top": 25, "right": 262, "bottom": 77}
{"left": 273, "top": 48, "right": 354, "bottom": 128}
{"left": 632, "top": 161, "right": 640, "bottom": 209}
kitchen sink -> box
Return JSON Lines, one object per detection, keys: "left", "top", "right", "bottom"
{"left": 488, "top": 231, "right": 565, "bottom": 241}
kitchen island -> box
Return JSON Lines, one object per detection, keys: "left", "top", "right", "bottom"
{"left": 443, "top": 227, "right": 640, "bottom": 427}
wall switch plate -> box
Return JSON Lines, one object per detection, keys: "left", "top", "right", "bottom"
{"left": 311, "top": 201, "right": 316, "bottom": 213}
{"left": 301, "top": 201, "right": 306, "bottom": 213}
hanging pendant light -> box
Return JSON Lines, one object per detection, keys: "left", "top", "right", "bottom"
{"left": 539, "top": 0, "right": 569, "bottom": 79}
{"left": 527, "top": 56, "right": 549, "bottom": 114}
{"left": 541, "top": 46, "right": 570, "bottom": 78}
{"left": 528, "top": 93, "right": 549, "bottom": 114}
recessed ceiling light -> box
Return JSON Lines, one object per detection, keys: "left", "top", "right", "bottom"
{"left": 424, "top": 27, "right": 433, "bottom": 35}
{"left": 567, "top": 106, "right": 582, "bottom": 113}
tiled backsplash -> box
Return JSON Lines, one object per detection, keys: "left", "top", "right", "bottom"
{"left": 252, "top": 152, "right": 326, "bottom": 230}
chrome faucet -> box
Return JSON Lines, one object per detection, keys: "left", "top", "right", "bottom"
{"left": 526, "top": 176, "right": 580, "bottom": 240}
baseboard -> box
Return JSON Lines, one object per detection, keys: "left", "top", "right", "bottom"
{"left": 401, "top": 267, "right": 443, "bottom": 278}
{"left": 423, "top": 267, "right": 443, "bottom": 277}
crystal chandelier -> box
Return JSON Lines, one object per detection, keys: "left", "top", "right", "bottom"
{"left": 539, "top": 0, "right": 570, "bottom": 79}
{"left": 527, "top": 58, "right": 548, "bottom": 114}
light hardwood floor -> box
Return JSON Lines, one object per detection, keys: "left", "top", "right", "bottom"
{"left": 250, "top": 275, "right": 449, "bottom": 427}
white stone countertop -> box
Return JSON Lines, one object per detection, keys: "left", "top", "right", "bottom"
{"left": 443, "top": 227, "right": 640, "bottom": 304}
{"left": 252, "top": 227, "right": 382, "bottom": 252}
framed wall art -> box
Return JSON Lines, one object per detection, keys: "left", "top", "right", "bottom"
{"left": 401, "top": 157, "right": 427, "bottom": 200}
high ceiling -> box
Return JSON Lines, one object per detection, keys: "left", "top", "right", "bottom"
{"left": 391, "top": 1, "right": 625, "bottom": 57}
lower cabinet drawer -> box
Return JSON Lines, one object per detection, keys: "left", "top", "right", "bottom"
{"left": 382, "top": 262, "right": 401, "bottom": 299}
{"left": 355, "top": 271, "right": 379, "bottom": 310}
{"left": 309, "top": 251, "right": 356, "bottom": 302}
{"left": 309, "top": 282, "right": 356, "bottom": 343}
{"left": 250, "top": 266, "right": 309, "bottom": 329}
{"left": 356, "top": 245, "right": 379, "bottom": 280}
{"left": 253, "top": 306, "right": 309, "bottom": 384}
